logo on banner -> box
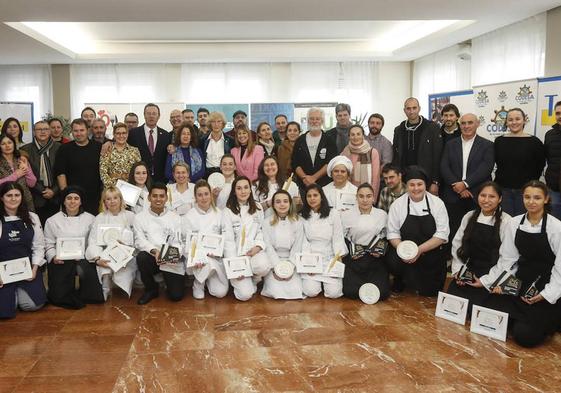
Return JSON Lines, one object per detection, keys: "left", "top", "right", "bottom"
{"left": 541, "top": 94, "right": 559, "bottom": 127}
{"left": 475, "top": 90, "right": 489, "bottom": 108}
{"left": 515, "top": 84, "right": 535, "bottom": 104}
{"left": 478, "top": 115, "right": 486, "bottom": 126}
{"left": 487, "top": 106, "right": 508, "bottom": 135}
{"left": 498, "top": 91, "right": 508, "bottom": 103}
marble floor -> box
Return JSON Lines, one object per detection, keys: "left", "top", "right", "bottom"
{"left": 1, "top": 289, "right": 561, "bottom": 393}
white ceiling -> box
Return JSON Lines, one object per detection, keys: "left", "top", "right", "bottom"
{"left": 0, "top": 0, "right": 559, "bottom": 64}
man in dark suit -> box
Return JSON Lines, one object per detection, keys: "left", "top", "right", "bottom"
{"left": 440, "top": 113, "right": 494, "bottom": 245}
{"left": 292, "top": 107, "right": 337, "bottom": 194}
{"left": 127, "top": 103, "right": 171, "bottom": 183}
{"left": 21, "top": 120, "right": 61, "bottom": 224}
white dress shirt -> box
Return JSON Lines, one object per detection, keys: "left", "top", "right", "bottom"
{"left": 461, "top": 135, "right": 475, "bottom": 185}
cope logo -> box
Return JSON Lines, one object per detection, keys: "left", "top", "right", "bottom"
{"left": 515, "top": 84, "right": 535, "bottom": 104}
{"left": 487, "top": 106, "right": 508, "bottom": 135}
{"left": 497, "top": 91, "right": 508, "bottom": 103}
{"left": 475, "top": 90, "right": 489, "bottom": 108}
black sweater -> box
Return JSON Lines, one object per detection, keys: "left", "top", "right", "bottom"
{"left": 494, "top": 135, "right": 545, "bottom": 189}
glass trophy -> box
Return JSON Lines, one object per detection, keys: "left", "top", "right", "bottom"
{"left": 159, "top": 233, "right": 181, "bottom": 264}
{"left": 457, "top": 260, "right": 475, "bottom": 284}
{"left": 524, "top": 275, "right": 541, "bottom": 299}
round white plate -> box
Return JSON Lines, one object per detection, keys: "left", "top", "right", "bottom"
{"left": 208, "top": 172, "right": 226, "bottom": 189}
{"left": 274, "top": 261, "right": 295, "bottom": 279}
{"left": 397, "top": 240, "right": 418, "bottom": 260}
{"left": 103, "top": 228, "right": 121, "bottom": 244}
{"left": 359, "top": 283, "right": 380, "bottom": 304}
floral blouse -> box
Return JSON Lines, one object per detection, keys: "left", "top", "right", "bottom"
{"left": 99, "top": 144, "right": 141, "bottom": 188}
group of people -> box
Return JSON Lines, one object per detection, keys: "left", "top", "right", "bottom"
{"left": 1, "top": 97, "right": 561, "bottom": 348}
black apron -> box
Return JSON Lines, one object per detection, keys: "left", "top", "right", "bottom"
{"left": 448, "top": 221, "right": 496, "bottom": 308}
{"left": 399, "top": 195, "right": 446, "bottom": 296}
{"left": 342, "top": 239, "right": 390, "bottom": 301}
{"left": 0, "top": 218, "right": 47, "bottom": 318}
{"left": 484, "top": 214, "right": 561, "bottom": 334}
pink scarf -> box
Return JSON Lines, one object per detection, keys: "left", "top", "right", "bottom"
{"left": 342, "top": 142, "right": 372, "bottom": 185}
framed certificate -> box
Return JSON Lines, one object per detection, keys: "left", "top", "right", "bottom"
{"left": 0, "top": 257, "right": 33, "bottom": 284}
{"left": 96, "top": 225, "right": 123, "bottom": 246}
{"left": 56, "top": 237, "right": 85, "bottom": 260}
{"left": 186, "top": 235, "right": 208, "bottom": 268}
{"left": 197, "top": 233, "right": 224, "bottom": 257}
{"left": 101, "top": 242, "right": 135, "bottom": 272}
{"left": 435, "top": 291, "right": 469, "bottom": 325}
{"left": 336, "top": 191, "right": 356, "bottom": 210}
{"left": 223, "top": 256, "right": 253, "bottom": 279}
{"left": 324, "top": 260, "right": 345, "bottom": 278}
{"left": 470, "top": 305, "right": 509, "bottom": 342}
{"left": 116, "top": 180, "right": 142, "bottom": 207}
{"left": 294, "top": 253, "right": 323, "bottom": 274}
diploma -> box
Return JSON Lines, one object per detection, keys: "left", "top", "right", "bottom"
{"left": 116, "top": 180, "right": 142, "bottom": 207}
{"left": 336, "top": 191, "right": 356, "bottom": 210}
{"left": 56, "top": 237, "right": 85, "bottom": 260}
{"left": 0, "top": 257, "right": 33, "bottom": 284}
{"left": 282, "top": 174, "right": 293, "bottom": 191}
{"left": 223, "top": 256, "right": 252, "bottom": 279}
{"left": 197, "top": 233, "right": 224, "bottom": 257}
{"left": 237, "top": 225, "right": 248, "bottom": 256}
{"left": 323, "top": 260, "right": 345, "bottom": 278}
{"left": 101, "top": 242, "right": 135, "bottom": 272}
{"left": 294, "top": 253, "right": 323, "bottom": 274}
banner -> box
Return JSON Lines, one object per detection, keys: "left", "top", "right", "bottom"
{"left": 249, "top": 103, "right": 294, "bottom": 130}
{"left": 186, "top": 104, "right": 250, "bottom": 131}
{"left": 536, "top": 76, "right": 561, "bottom": 141}
{"left": 473, "top": 79, "right": 538, "bottom": 141}
{"left": 0, "top": 102, "right": 34, "bottom": 143}
{"left": 427, "top": 90, "right": 474, "bottom": 126}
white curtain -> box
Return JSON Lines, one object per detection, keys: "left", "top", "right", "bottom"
{"left": 69, "top": 64, "right": 180, "bottom": 117}
{"left": 0, "top": 65, "right": 53, "bottom": 121}
{"left": 471, "top": 13, "right": 546, "bottom": 86}
{"left": 412, "top": 45, "right": 471, "bottom": 115}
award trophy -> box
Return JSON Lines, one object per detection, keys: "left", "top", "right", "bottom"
{"left": 524, "top": 275, "right": 541, "bottom": 299}
{"left": 159, "top": 234, "right": 181, "bottom": 264}
{"left": 491, "top": 270, "right": 522, "bottom": 296}
{"left": 457, "top": 260, "right": 475, "bottom": 284}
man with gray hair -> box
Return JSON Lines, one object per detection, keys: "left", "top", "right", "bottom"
{"left": 292, "top": 107, "right": 337, "bottom": 193}
{"left": 91, "top": 118, "right": 111, "bottom": 144}
{"left": 327, "top": 103, "right": 352, "bottom": 153}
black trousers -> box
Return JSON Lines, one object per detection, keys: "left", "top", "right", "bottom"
{"left": 47, "top": 259, "right": 104, "bottom": 309}
{"left": 136, "top": 251, "right": 185, "bottom": 301}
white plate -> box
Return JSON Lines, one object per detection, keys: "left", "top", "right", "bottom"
{"left": 208, "top": 172, "right": 226, "bottom": 189}
{"left": 359, "top": 283, "right": 380, "bottom": 304}
{"left": 397, "top": 240, "right": 418, "bottom": 260}
{"left": 103, "top": 228, "right": 122, "bottom": 245}
{"left": 274, "top": 261, "right": 295, "bottom": 279}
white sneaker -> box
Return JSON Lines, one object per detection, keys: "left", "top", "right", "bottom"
{"left": 193, "top": 280, "right": 205, "bottom": 300}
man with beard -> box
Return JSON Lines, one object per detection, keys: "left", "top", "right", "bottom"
{"left": 327, "top": 103, "right": 352, "bottom": 153}
{"left": 90, "top": 118, "right": 111, "bottom": 144}
{"left": 366, "top": 113, "right": 393, "bottom": 169}
{"left": 392, "top": 97, "right": 442, "bottom": 195}
{"left": 197, "top": 107, "right": 210, "bottom": 137}
{"left": 273, "top": 114, "right": 288, "bottom": 145}
{"left": 225, "top": 110, "right": 255, "bottom": 140}
{"left": 440, "top": 104, "right": 461, "bottom": 145}
{"left": 377, "top": 164, "right": 406, "bottom": 213}
{"left": 81, "top": 107, "right": 96, "bottom": 129}
{"left": 544, "top": 100, "right": 561, "bottom": 219}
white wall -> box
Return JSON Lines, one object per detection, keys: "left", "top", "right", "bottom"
{"left": 377, "top": 62, "right": 412, "bottom": 138}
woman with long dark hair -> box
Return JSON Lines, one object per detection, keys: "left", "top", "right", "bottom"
{"left": 0, "top": 134, "right": 37, "bottom": 211}
{"left": 479, "top": 181, "right": 561, "bottom": 347}
{"left": 0, "top": 182, "right": 47, "bottom": 318}
{"left": 127, "top": 161, "right": 152, "bottom": 214}
{"left": 253, "top": 156, "right": 300, "bottom": 217}
{"left": 447, "top": 181, "right": 511, "bottom": 309}
{"left": 1, "top": 117, "right": 24, "bottom": 146}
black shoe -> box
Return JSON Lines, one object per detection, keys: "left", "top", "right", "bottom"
{"left": 137, "top": 290, "right": 159, "bottom": 305}
{"left": 391, "top": 277, "right": 405, "bottom": 293}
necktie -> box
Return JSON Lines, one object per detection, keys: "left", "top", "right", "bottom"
{"left": 148, "top": 129, "right": 155, "bottom": 155}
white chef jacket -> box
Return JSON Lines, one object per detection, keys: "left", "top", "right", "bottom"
{"left": 1, "top": 212, "right": 45, "bottom": 266}
{"left": 386, "top": 192, "right": 450, "bottom": 242}
{"left": 253, "top": 180, "right": 299, "bottom": 217}
{"left": 222, "top": 204, "right": 266, "bottom": 257}
{"left": 451, "top": 210, "right": 511, "bottom": 275}
{"left": 132, "top": 187, "right": 150, "bottom": 214}
{"left": 480, "top": 213, "right": 561, "bottom": 304}
{"left": 322, "top": 181, "right": 357, "bottom": 210}
{"left": 262, "top": 216, "right": 304, "bottom": 266}
{"left": 216, "top": 181, "right": 233, "bottom": 210}
{"left": 301, "top": 209, "right": 348, "bottom": 268}
{"left": 133, "top": 208, "right": 184, "bottom": 275}
{"left": 166, "top": 183, "right": 195, "bottom": 216}
{"left": 341, "top": 205, "right": 387, "bottom": 246}
{"left": 44, "top": 211, "right": 95, "bottom": 262}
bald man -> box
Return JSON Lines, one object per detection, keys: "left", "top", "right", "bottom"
{"left": 440, "top": 113, "right": 494, "bottom": 246}
{"left": 392, "top": 97, "right": 442, "bottom": 195}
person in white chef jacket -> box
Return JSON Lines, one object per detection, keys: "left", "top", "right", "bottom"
{"left": 44, "top": 186, "right": 103, "bottom": 309}
{"left": 127, "top": 161, "right": 151, "bottom": 214}
{"left": 341, "top": 183, "right": 390, "bottom": 300}
{"left": 300, "top": 183, "right": 348, "bottom": 298}
{"left": 166, "top": 162, "right": 195, "bottom": 216}
{"left": 133, "top": 182, "right": 185, "bottom": 305}
{"left": 253, "top": 156, "right": 300, "bottom": 218}
{"left": 222, "top": 176, "right": 270, "bottom": 301}
{"left": 182, "top": 180, "right": 230, "bottom": 300}
{"left": 85, "top": 186, "right": 137, "bottom": 300}
{"left": 213, "top": 153, "right": 236, "bottom": 209}
{"left": 322, "top": 155, "right": 357, "bottom": 211}
{"left": 261, "top": 190, "right": 305, "bottom": 299}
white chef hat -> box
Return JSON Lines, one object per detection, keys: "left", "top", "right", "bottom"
{"left": 327, "top": 155, "right": 353, "bottom": 178}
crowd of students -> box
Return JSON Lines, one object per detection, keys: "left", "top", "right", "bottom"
{"left": 1, "top": 98, "right": 561, "bottom": 349}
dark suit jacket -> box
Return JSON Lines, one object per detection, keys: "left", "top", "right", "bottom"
{"left": 20, "top": 140, "right": 61, "bottom": 209}
{"left": 440, "top": 134, "right": 494, "bottom": 203}
{"left": 291, "top": 131, "right": 337, "bottom": 188}
{"left": 127, "top": 124, "right": 171, "bottom": 183}
{"left": 200, "top": 132, "right": 235, "bottom": 168}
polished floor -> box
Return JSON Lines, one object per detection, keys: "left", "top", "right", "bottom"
{"left": 1, "top": 288, "right": 561, "bottom": 393}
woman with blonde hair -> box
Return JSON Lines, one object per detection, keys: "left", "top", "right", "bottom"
{"left": 85, "top": 186, "right": 137, "bottom": 300}
{"left": 231, "top": 126, "right": 265, "bottom": 182}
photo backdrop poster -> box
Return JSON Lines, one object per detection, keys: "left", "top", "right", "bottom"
{"left": 294, "top": 102, "right": 338, "bottom": 131}
{"left": 472, "top": 79, "right": 538, "bottom": 141}
{"left": 250, "top": 103, "right": 294, "bottom": 130}
{"left": 0, "top": 102, "right": 34, "bottom": 143}
{"left": 428, "top": 90, "right": 474, "bottom": 126}
{"left": 536, "top": 76, "right": 561, "bottom": 141}
{"left": 186, "top": 104, "right": 251, "bottom": 131}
